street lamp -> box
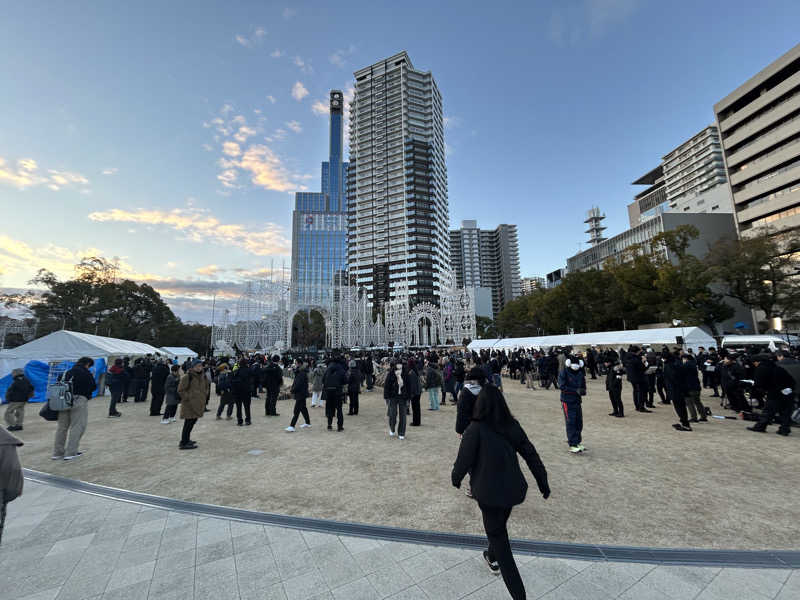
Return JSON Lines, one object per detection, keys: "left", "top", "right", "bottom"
{"left": 672, "top": 319, "right": 685, "bottom": 350}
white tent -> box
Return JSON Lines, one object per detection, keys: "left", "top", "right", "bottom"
{"left": 467, "top": 339, "right": 500, "bottom": 351}
{"left": 160, "top": 346, "right": 199, "bottom": 361}
{"left": 0, "top": 330, "right": 161, "bottom": 366}
{"left": 470, "top": 327, "right": 716, "bottom": 353}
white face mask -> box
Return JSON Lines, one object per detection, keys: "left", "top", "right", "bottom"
{"left": 570, "top": 364, "right": 581, "bottom": 371}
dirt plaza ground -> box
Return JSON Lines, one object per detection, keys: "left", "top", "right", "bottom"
{"left": 12, "top": 376, "right": 799, "bottom": 550}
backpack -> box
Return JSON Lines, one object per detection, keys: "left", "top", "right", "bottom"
{"left": 46, "top": 379, "right": 74, "bottom": 411}
{"left": 216, "top": 371, "right": 231, "bottom": 395}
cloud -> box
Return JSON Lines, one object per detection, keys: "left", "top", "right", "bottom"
{"left": 443, "top": 115, "right": 461, "bottom": 129}
{"left": 217, "top": 169, "right": 239, "bottom": 188}
{"left": 88, "top": 205, "right": 291, "bottom": 256}
{"left": 291, "top": 81, "right": 309, "bottom": 101}
{"left": 270, "top": 49, "right": 284, "bottom": 58}
{"left": 233, "top": 126, "right": 256, "bottom": 143}
{"left": 271, "top": 129, "right": 287, "bottom": 141}
{"left": 0, "top": 156, "right": 90, "bottom": 191}
{"left": 234, "top": 26, "right": 266, "bottom": 48}
{"left": 548, "top": 0, "right": 639, "bottom": 46}
{"left": 0, "top": 234, "right": 104, "bottom": 284}
{"left": 329, "top": 45, "right": 356, "bottom": 68}
{"left": 286, "top": 120, "right": 302, "bottom": 134}
{"left": 102, "top": 167, "right": 118, "bottom": 175}
{"left": 282, "top": 7, "right": 296, "bottom": 19}
{"left": 238, "top": 144, "right": 297, "bottom": 191}
{"left": 202, "top": 143, "right": 213, "bottom": 152}
{"left": 311, "top": 100, "right": 329, "bottom": 116}
{"left": 196, "top": 264, "right": 221, "bottom": 277}
{"left": 293, "top": 56, "right": 313, "bottom": 73}
{"left": 222, "top": 141, "right": 241, "bottom": 157}
{"left": 266, "top": 95, "right": 276, "bottom": 104}
{"left": 221, "top": 103, "right": 234, "bottom": 115}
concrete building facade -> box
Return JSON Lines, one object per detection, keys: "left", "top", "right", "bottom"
{"left": 521, "top": 276, "right": 546, "bottom": 295}
{"left": 714, "top": 43, "right": 800, "bottom": 236}
{"left": 450, "top": 220, "right": 521, "bottom": 317}
{"left": 628, "top": 126, "right": 734, "bottom": 228}
{"left": 347, "top": 51, "right": 449, "bottom": 308}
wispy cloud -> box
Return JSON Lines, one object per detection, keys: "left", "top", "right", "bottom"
{"left": 311, "top": 100, "right": 328, "bottom": 116}
{"left": 196, "top": 264, "right": 220, "bottom": 277}
{"left": 548, "top": 0, "right": 639, "bottom": 46}
{"left": 266, "top": 95, "right": 277, "bottom": 104}
{"left": 222, "top": 141, "right": 241, "bottom": 157}
{"left": 443, "top": 115, "right": 461, "bottom": 129}
{"left": 233, "top": 125, "right": 256, "bottom": 143}
{"left": 88, "top": 205, "right": 291, "bottom": 256}
{"left": 0, "top": 234, "right": 103, "bottom": 283}
{"left": 102, "top": 167, "right": 118, "bottom": 175}
{"left": 286, "top": 120, "right": 302, "bottom": 134}
{"left": 329, "top": 45, "right": 356, "bottom": 68}
{"left": 293, "top": 55, "right": 313, "bottom": 73}
{"left": 291, "top": 81, "right": 309, "bottom": 101}
{"left": 270, "top": 49, "right": 284, "bottom": 58}
{"left": 282, "top": 7, "right": 296, "bottom": 19}
{"left": 0, "top": 156, "right": 90, "bottom": 192}
{"left": 234, "top": 26, "right": 266, "bottom": 48}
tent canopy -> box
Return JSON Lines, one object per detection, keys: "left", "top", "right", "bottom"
{"left": 468, "top": 327, "right": 716, "bottom": 353}
{"left": 0, "top": 330, "right": 161, "bottom": 363}
{"left": 160, "top": 346, "right": 199, "bottom": 360}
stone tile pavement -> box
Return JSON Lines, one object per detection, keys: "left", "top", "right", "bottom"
{"left": 1, "top": 481, "right": 796, "bottom": 600}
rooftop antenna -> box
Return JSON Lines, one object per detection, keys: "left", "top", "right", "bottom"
{"left": 585, "top": 207, "right": 607, "bottom": 246}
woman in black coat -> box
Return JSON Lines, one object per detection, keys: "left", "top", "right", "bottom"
{"left": 452, "top": 385, "right": 550, "bottom": 600}
{"left": 286, "top": 359, "right": 310, "bottom": 432}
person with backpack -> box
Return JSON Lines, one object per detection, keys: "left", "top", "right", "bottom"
{"left": 162, "top": 365, "right": 181, "bottom": 423}
{"left": 323, "top": 356, "right": 346, "bottom": 431}
{"left": 346, "top": 360, "right": 362, "bottom": 416}
{"left": 425, "top": 360, "right": 443, "bottom": 410}
{"left": 558, "top": 355, "right": 587, "bottom": 454}
{"left": 451, "top": 385, "right": 550, "bottom": 600}
{"left": 53, "top": 357, "right": 96, "bottom": 461}
{"left": 214, "top": 363, "right": 234, "bottom": 421}
{"left": 231, "top": 359, "right": 253, "bottom": 426}
{"left": 4, "top": 368, "right": 34, "bottom": 431}
{"left": 286, "top": 359, "right": 311, "bottom": 432}
{"left": 403, "top": 359, "right": 422, "bottom": 427}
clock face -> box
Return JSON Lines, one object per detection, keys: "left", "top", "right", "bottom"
{"left": 332, "top": 100, "right": 340, "bottom": 106}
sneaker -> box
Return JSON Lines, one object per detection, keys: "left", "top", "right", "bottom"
{"left": 245, "top": 421, "right": 251, "bottom": 426}
{"left": 337, "top": 427, "right": 344, "bottom": 432}
{"left": 568, "top": 446, "right": 583, "bottom": 453}
{"left": 63, "top": 453, "right": 83, "bottom": 460}
{"left": 170, "top": 418, "right": 177, "bottom": 423}
{"left": 747, "top": 426, "right": 765, "bottom": 432}
{"left": 160, "top": 419, "right": 170, "bottom": 424}
{"left": 108, "top": 413, "right": 121, "bottom": 418}
{"left": 577, "top": 444, "right": 587, "bottom": 452}
{"left": 226, "top": 416, "right": 233, "bottom": 420}
{"left": 389, "top": 430, "right": 395, "bottom": 437}
{"left": 51, "top": 455, "right": 64, "bottom": 460}
{"left": 327, "top": 425, "right": 333, "bottom": 430}
{"left": 300, "top": 423, "right": 311, "bottom": 428}
{"left": 398, "top": 435, "right": 405, "bottom": 440}
{"left": 216, "top": 415, "right": 222, "bottom": 420}
{"left": 482, "top": 550, "right": 501, "bottom": 574}
{"left": 776, "top": 430, "right": 790, "bottom": 436}
{"left": 285, "top": 426, "right": 295, "bottom": 432}
{"left": 179, "top": 442, "right": 196, "bottom": 450}
{"left": 698, "top": 417, "right": 708, "bottom": 422}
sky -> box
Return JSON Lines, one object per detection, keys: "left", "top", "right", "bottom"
{"left": 2, "top": 0, "right": 800, "bottom": 323}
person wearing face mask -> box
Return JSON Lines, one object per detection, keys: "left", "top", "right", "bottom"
{"left": 558, "top": 356, "right": 587, "bottom": 453}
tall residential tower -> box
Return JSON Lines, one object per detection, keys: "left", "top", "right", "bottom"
{"left": 347, "top": 52, "right": 449, "bottom": 308}
{"left": 290, "top": 90, "right": 349, "bottom": 306}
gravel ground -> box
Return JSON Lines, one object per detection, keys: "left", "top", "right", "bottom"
{"left": 13, "top": 376, "right": 799, "bottom": 549}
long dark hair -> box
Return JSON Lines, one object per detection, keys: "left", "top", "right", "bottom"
{"left": 472, "top": 385, "right": 514, "bottom": 430}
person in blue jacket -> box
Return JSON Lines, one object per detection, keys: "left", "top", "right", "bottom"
{"left": 558, "top": 355, "right": 587, "bottom": 453}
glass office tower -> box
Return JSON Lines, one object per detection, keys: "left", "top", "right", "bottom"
{"left": 290, "top": 90, "right": 349, "bottom": 306}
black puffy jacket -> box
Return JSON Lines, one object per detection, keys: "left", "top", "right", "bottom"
{"left": 5, "top": 374, "right": 34, "bottom": 403}
{"left": 452, "top": 420, "right": 550, "bottom": 508}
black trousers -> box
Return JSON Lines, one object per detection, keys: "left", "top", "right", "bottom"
{"left": 163, "top": 404, "right": 178, "bottom": 419}
{"left": 326, "top": 392, "right": 343, "bottom": 429}
{"left": 410, "top": 394, "right": 421, "bottom": 425}
{"left": 609, "top": 389, "right": 624, "bottom": 416}
{"left": 479, "top": 503, "right": 525, "bottom": 600}
{"left": 109, "top": 390, "right": 121, "bottom": 415}
{"left": 133, "top": 379, "right": 147, "bottom": 402}
{"left": 631, "top": 382, "right": 646, "bottom": 410}
{"left": 291, "top": 397, "right": 310, "bottom": 427}
{"left": 149, "top": 390, "right": 165, "bottom": 415}
{"left": 265, "top": 389, "right": 279, "bottom": 415}
{"left": 672, "top": 393, "right": 690, "bottom": 427}
{"left": 656, "top": 375, "right": 667, "bottom": 403}
{"left": 216, "top": 394, "right": 234, "bottom": 418}
{"left": 646, "top": 374, "right": 656, "bottom": 406}
{"left": 181, "top": 418, "right": 197, "bottom": 444}
{"left": 755, "top": 393, "right": 793, "bottom": 432}
{"left": 348, "top": 390, "right": 359, "bottom": 415}
{"left": 724, "top": 385, "right": 748, "bottom": 412}
{"left": 235, "top": 397, "right": 251, "bottom": 424}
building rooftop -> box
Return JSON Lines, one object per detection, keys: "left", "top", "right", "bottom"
{"left": 632, "top": 164, "right": 663, "bottom": 186}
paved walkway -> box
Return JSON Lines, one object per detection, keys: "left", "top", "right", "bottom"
{"left": 1, "top": 481, "right": 797, "bottom": 600}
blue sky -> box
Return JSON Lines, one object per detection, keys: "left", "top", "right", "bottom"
{"left": 2, "top": 0, "right": 799, "bottom": 322}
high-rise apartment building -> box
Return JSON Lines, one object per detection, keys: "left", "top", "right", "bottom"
{"left": 627, "top": 126, "right": 733, "bottom": 227}
{"left": 714, "top": 43, "right": 800, "bottom": 236}
{"left": 521, "top": 276, "right": 546, "bottom": 295}
{"left": 347, "top": 51, "right": 449, "bottom": 308}
{"left": 450, "top": 220, "right": 521, "bottom": 317}
{"left": 290, "top": 90, "right": 349, "bottom": 306}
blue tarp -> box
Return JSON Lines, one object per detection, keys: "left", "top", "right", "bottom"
{"left": 0, "top": 358, "right": 106, "bottom": 404}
